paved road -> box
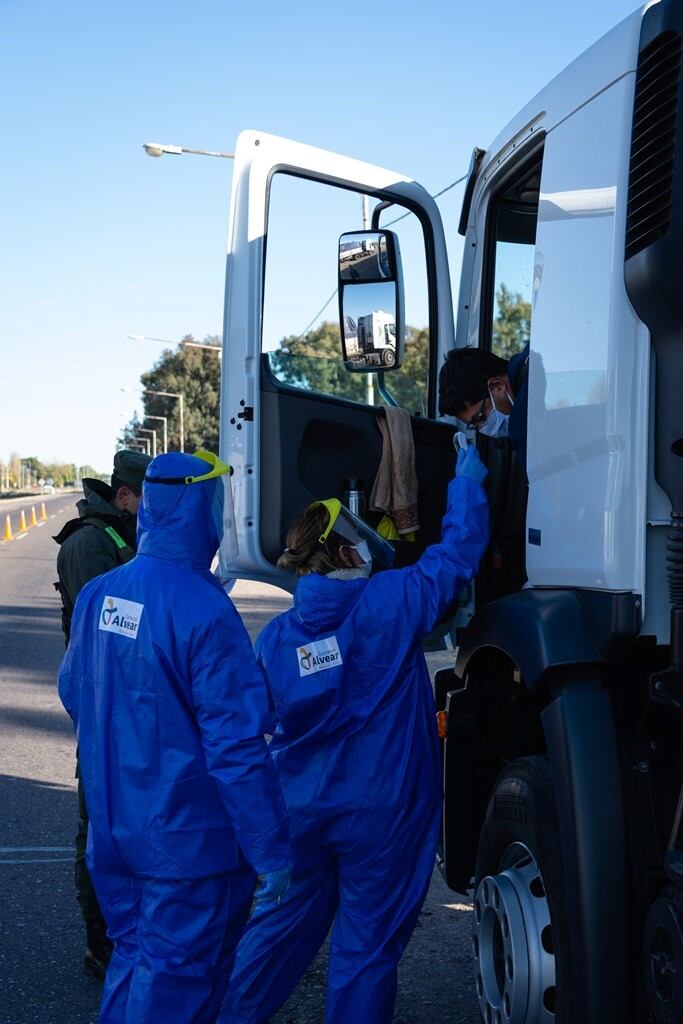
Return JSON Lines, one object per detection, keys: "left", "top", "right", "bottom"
{"left": 0, "top": 496, "right": 478, "bottom": 1024}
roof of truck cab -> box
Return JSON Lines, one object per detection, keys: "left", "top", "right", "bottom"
{"left": 478, "top": 6, "right": 645, "bottom": 183}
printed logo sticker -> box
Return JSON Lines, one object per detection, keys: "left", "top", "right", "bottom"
{"left": 99, "top": 596, "right": 144, "bottom": 640}
{"left": 297, "top": 636, "right": 343, "bottom": 677}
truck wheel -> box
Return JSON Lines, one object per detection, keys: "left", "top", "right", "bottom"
{"left": 473, "top": 756, "right": 571, "bottom": 1023}
{"left": 643, "top": 885, "right": 683, "bottom": 1024}
{"left": 382, "top": 348, "right": 395, "bottom": 367}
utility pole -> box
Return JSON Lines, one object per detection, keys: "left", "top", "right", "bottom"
{"left": 362, "top": 195, "right": 375, "bottom": 408}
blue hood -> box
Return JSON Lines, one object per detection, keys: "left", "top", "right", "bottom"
{"left": 293, "top": 573, "right": 368, "bottom": 631}
{"left": 137, "top": 452, "right": 220, "bottom": 570}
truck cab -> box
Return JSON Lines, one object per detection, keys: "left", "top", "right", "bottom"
{"left": 220, "top": 3, "right": 683, "bottom": 1021}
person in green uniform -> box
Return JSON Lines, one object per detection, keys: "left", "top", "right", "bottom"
{"left": 54, "top": 449, "right": 150, "bottom": 980}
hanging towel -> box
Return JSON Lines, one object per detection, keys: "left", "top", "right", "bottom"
{"left": 369, "top": 406, "right": 419, "bottom": 534}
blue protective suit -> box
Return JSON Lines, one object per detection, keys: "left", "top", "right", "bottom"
{"left": 222, "top": 474, "right": 489, "bottom": 1024}
{"left": 59, "top": 452, "right": 290, "bottom": 1024}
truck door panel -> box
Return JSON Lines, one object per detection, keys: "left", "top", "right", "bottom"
{"left": 222, "top": 130, "right": 456, "bottom": 589}
{"left": 260, "top": 354, "right": 457, "bottom": 570}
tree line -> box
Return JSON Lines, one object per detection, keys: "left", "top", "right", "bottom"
{"left": 119, "top": 286, "right": 530, "bottom": 453}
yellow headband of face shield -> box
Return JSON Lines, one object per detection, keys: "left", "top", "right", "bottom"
{"left": 143, "top": 450, "right": 231, "bottom": 486}
{"left": 309, "top": 498, "right": 344, "bottom": 545}
{"left": 187, "top": 451, "right": 231, "bottom": 484}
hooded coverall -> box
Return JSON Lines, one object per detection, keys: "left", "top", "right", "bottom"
{"left": 222, "top": 473, "right": 489, "bottom": 1024}
{"left": 59, "top": 452, "right": 290, "bottom": 1024}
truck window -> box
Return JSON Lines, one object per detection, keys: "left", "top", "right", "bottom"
{"left": 483, "top": 157, "right": 542, "bottom": 359}
{"left": 263, "top": 172, "right": 431, "bottom": 415}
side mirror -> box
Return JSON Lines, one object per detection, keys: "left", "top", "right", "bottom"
{"left": 338, "top": 230, "right": 404, "bottom": 372}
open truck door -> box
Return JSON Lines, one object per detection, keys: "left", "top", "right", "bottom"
{"left": 220, "top": 130, "right": 470, "bottom": 633}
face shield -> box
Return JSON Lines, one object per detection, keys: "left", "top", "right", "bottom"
{"left": 310, "top": 498, "right": 395, "bottom": 568}
{"left": 144, "top": 450, "right": 238, "bottom": 572}
{"left": 190, "top": 451, "right": 239, "bottom": 574}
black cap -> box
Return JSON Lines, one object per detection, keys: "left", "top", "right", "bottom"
{"left": 111, "top": 450, "right": 152, "bottom": 493}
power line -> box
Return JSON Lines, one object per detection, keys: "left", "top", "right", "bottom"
{"left": 295, "top": 288, "right": 340, "bottom": 341}
{"left": 383, "top": 172, "right": 469, "bottom": 227}
{"left": 295, "top": 171, "right": 468, "bottom": 338}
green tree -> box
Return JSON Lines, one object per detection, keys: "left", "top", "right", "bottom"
{"left": 120, "top": 336, "right": 222, "bottom": 453}
{"left": 270, "top": 322, "right": 368, "bottom": 404}
{"left": 492, "top": 284, "right": 531, "bottom": 360}
{"left": 271, "top": 321, "right": 430, "bottom": 412}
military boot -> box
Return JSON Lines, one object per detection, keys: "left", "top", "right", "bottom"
{"left": 84, "top": 920, "right": 113, "bottom": 981}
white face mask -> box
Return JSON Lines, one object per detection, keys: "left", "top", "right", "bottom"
{"left": 479, "top": 388, "right": 513, "bottom": 439}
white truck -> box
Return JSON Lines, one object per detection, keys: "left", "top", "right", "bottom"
{"left": 357, "top": 310, "right": 396, "bottom": 366}
{"left": 220, "top": 3, "right": 683, "bottom": 1021}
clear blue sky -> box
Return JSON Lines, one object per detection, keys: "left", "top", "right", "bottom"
{"left": 0, "top": 0, "right": 641, "bottom": 471}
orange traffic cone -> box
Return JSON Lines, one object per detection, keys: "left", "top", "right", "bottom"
{"left": 18, "top": 509, "right": 27, "bottom": 533}
{"left": 30, "top": 506, "right": 38, "bottom": 527}
{"left": 3, "top": 515, "right": 12, "bottom": 542}
{"left": 40, "top": 502, "right": 47, "bottom": 521}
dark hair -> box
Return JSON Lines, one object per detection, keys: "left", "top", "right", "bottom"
{"left": 438, "top": 347, "right": 509, "bottom": 416}
{"left": 277, "top": 505, "right": 345, "bottom": 576}
{"left": 111, "top": 475, "right": 142, "bottom": 499}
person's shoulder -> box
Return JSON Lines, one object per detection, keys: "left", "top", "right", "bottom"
{"left": 509, "top": 342, "right": 530, "bottom": 378}
{"left": 59, "top": 520, "right": 113, "bottom": 558}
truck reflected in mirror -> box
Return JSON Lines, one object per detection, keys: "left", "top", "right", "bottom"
{"left": 339, "top": 231, "right": 393, "bottom": 282}
{"left": 339, "top": 229, "right": 404, "bottom": 371}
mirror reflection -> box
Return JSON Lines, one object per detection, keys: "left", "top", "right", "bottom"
{"left": 339, "top": 231, "right": 393, "bottom": 283}
{"left": 342, "top": 281, "right": 397, "bottom": 369}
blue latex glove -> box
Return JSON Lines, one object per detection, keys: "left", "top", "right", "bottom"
{"left": 253, "top": 865, "right": 292, "bottom": 909}
{"left": 456, "top": 444, "right": 488, "bottom": 486}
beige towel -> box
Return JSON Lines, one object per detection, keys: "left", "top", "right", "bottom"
{"left": 369, "top": 406, "right": 419, "bottom": 534}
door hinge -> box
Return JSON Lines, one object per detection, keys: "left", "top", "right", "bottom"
{"left": 237, "top": 406, "right": 254, "bottom": 422}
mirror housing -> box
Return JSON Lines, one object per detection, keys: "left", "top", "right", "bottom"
{"left": 338, "top": 230, "right": 405, "bottom": 372}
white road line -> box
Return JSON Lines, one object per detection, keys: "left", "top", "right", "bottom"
{"left": 50, "top": 514, "right": 56, "bottom": 519}
{"left": 15, "top": 533, "right": 27, "bottom": 541}
{"left": 0, "top": 846, "right": 72, "bottom": 853}
{"left": 37, "top": 523, "right": 45, "bottom": 528}
{"left": 0, "top": 857, "right": 72, "bottom": 864}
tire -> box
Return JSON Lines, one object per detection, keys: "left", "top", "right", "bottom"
{"left": 382, "top": 348, "right": 396, "bottom": 367}
{"left": 473, "top": 756, "right": 572, "bottom": 1024}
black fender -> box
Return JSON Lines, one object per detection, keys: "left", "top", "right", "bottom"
{"left": 542, "top": 672, "right": 627, "bottom": 1024}
{"left": 454, "top": 588, "right": 641, "bottom": 694}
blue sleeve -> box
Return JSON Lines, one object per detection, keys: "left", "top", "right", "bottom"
{"left": 190, "top": 601, "right": 291, "bottom": 874}
{"left": 369, "top": 475, "right": 489, "bottom": 646}
{"left": 254, "top": 627, "right": 278, "bottom": 734}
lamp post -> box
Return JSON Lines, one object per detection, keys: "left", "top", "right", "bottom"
{"left": 122, "top": 387, "right": 185, "bottom": 452}
{"left": 127, "top": 333, "right": 221, "bottom": 354}
{"left": 145, "top": 416, "right": 168, "bottom": 453}
{"left": 137, "top": 428, "right": 157, "bottom": 458}
{"left": 143, "top": 142, "right": 234, "bottom": 160}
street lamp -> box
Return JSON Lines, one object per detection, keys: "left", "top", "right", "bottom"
{"left": 143, "top": 142, "right": 235, "bottom": 160}
{"left": 145, "top": 415, "right": 168, "bottom": 453}
{"left": 127, "top": 333, "right": 221, "bottom": 353}
{"left": 137, "top": 428, "right": 158, "bottom": 458}
{"left": 122, "top": 387, "right": 185, "bottom": 452}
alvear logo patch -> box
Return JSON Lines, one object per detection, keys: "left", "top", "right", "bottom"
{"left": 297, "top": 636, "right": 342, "bottom": 677}
{"left": 99, "top": 596, "right": 144, "bottom": 639}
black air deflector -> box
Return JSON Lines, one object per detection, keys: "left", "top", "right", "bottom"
{"left": 624, "top": 0, "right": 683, "bottom": 513}
{"left": 625, "top": 30, "right": 681, "bottom": 261}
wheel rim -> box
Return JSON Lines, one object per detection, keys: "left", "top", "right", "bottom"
{"left": 473, "top": 843, "right": 556, "bottom": 1023}
{"left": 643, "top": 891, "right": 683, "bottom": 1023}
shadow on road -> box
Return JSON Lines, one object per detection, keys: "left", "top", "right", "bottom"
{"left": 0, "top": 604, "right": 64, "bottom": 678}
{"left": 0, "top": 704, "right": 73, "bottom": 737}
{"left": 0, "top": 774, "right": 101, "bottom": 1024}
